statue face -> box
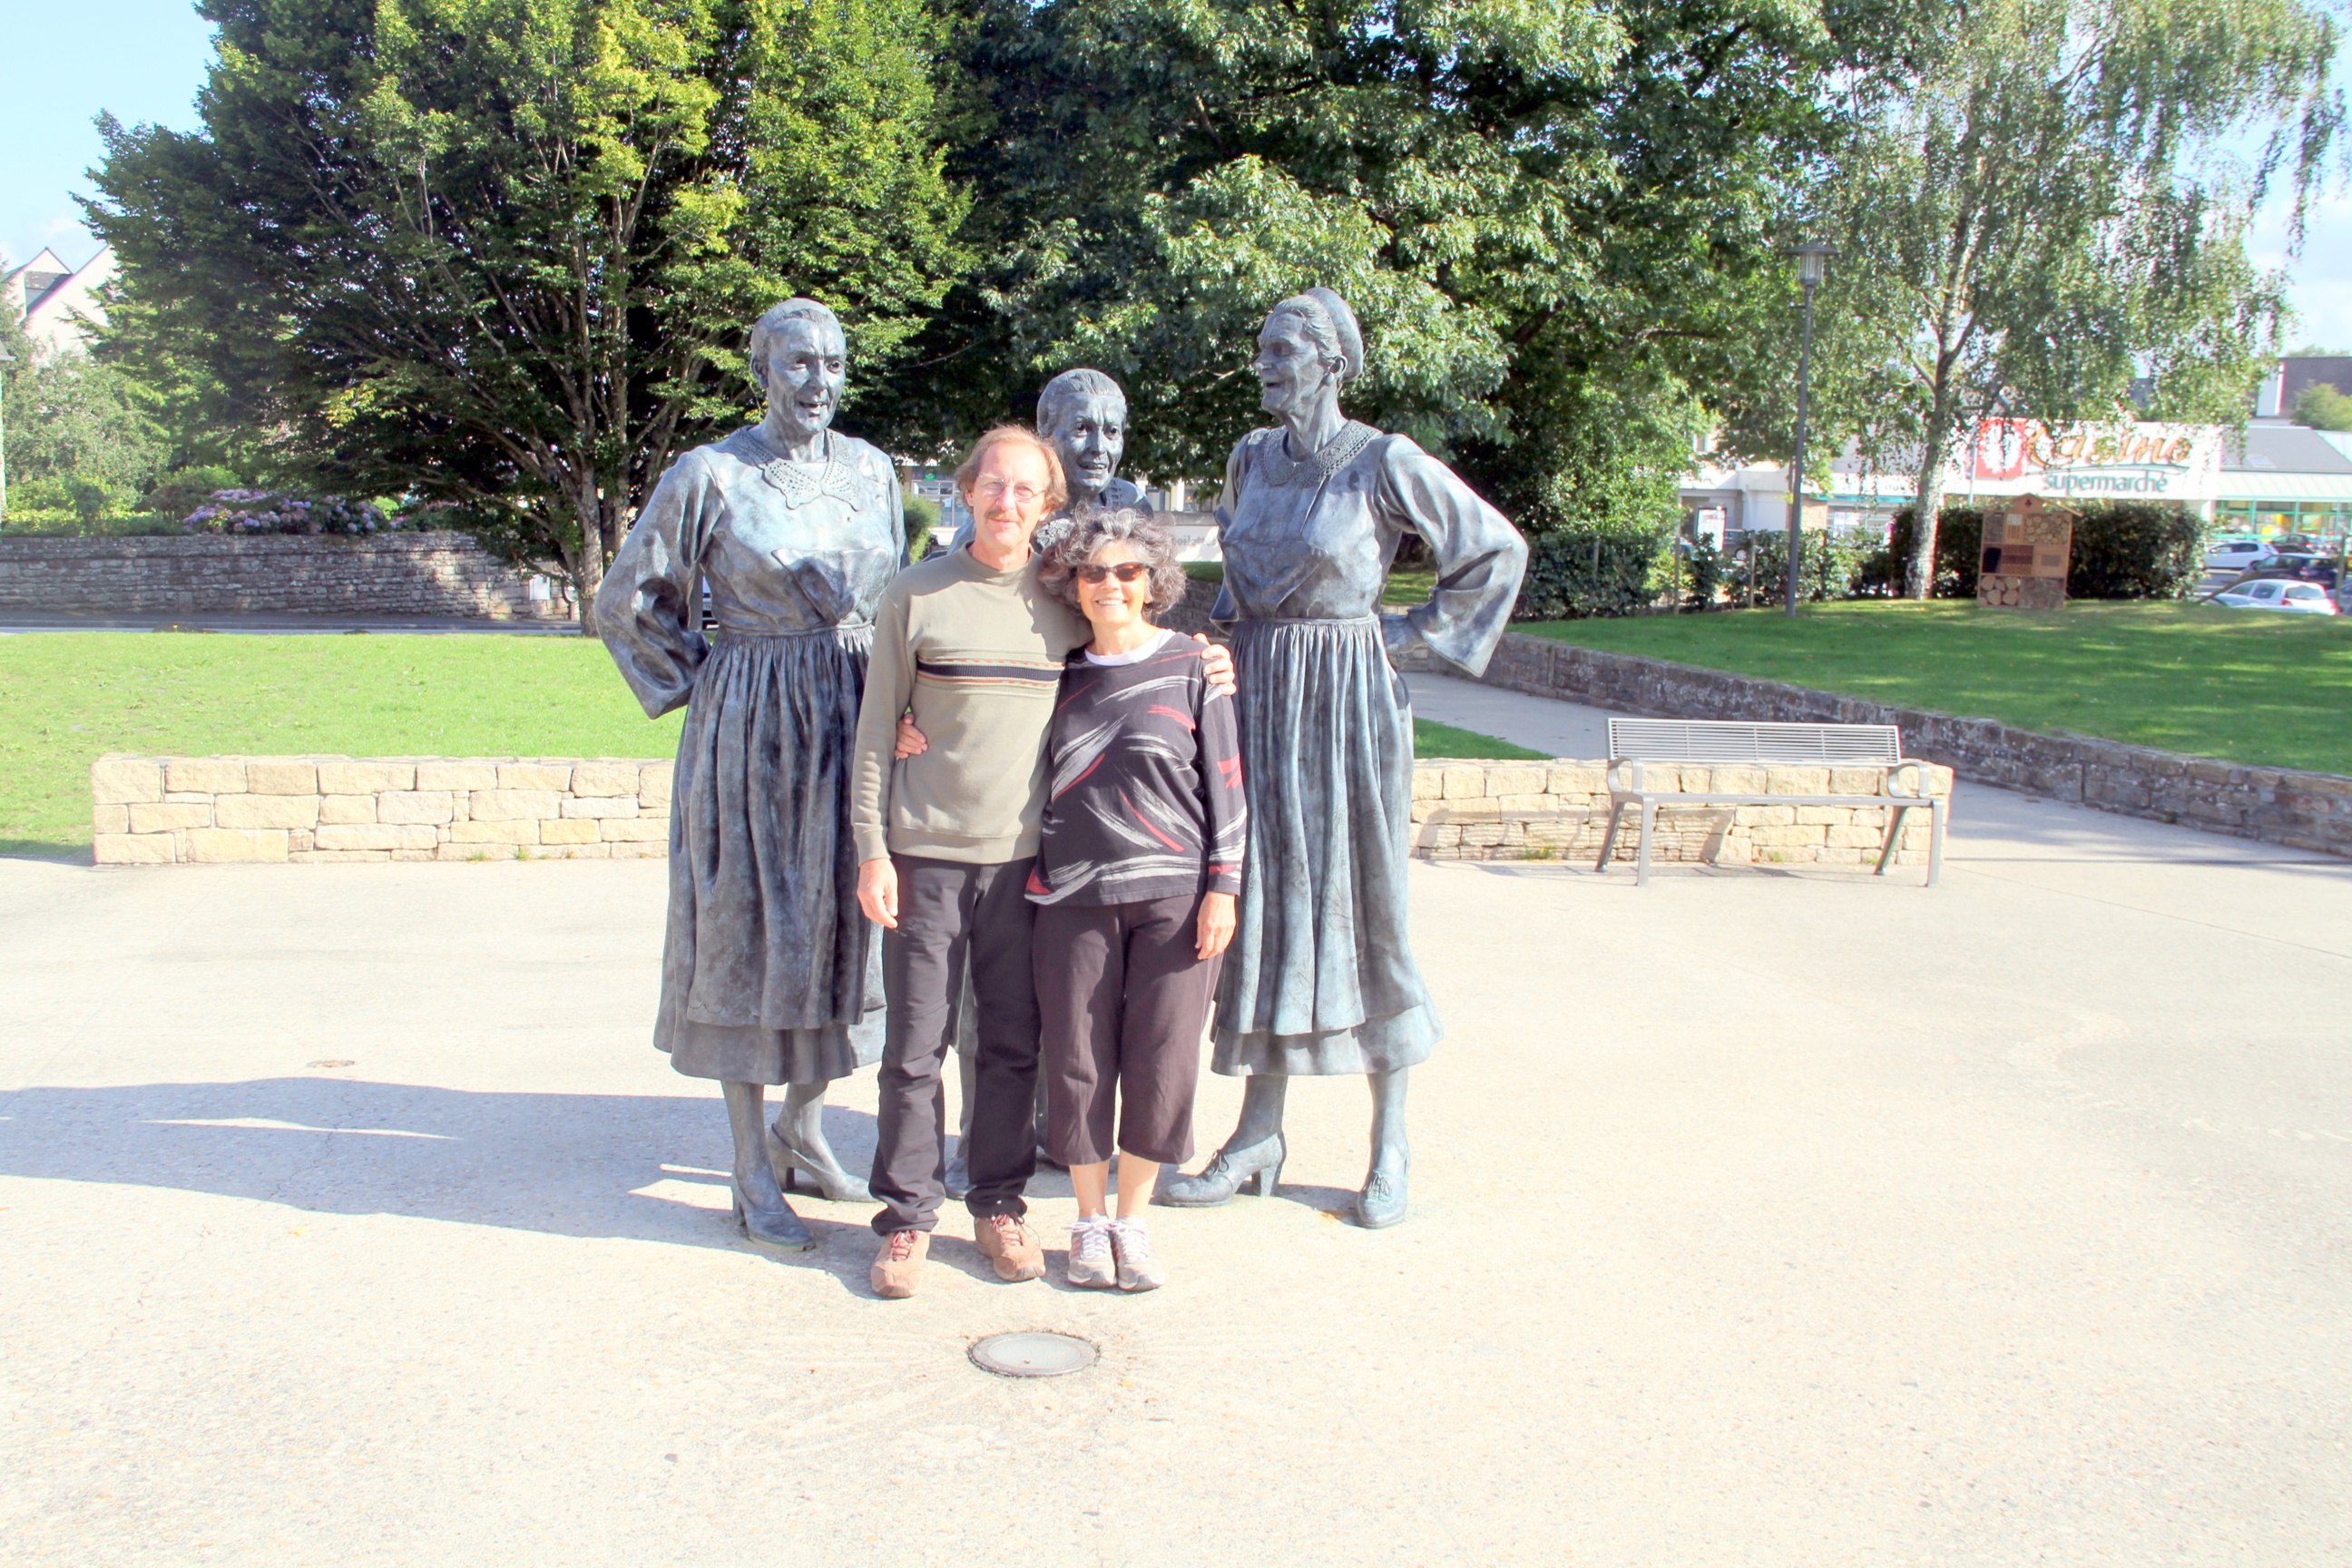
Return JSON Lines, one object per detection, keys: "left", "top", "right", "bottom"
{"left": 1044, "top": 392, "right": 1126, "bottom": 504}
{"left": 763, "top": 318, "right": 847, "bottom": 440}
{"left": 1253, "top": 313, "right": 1338, "bottom": 419}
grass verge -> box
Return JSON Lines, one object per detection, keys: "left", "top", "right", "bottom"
{"left": 0, "top": 631, "right": 1548, "bottom": 856}
{"left": 1516, "top": 601, "right": 2352, "bottom": 776}
{"left": 0, "top": 632, "right": 681, "bottom": 856}
{"left": 1414, "top": 720, "right": 1548, "bottom": 760}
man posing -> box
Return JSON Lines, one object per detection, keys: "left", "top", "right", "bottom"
{"left": 851, "top": 426, "right": 1230, "bottom": 1298}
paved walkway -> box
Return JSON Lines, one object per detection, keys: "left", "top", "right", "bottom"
{"left": 4, "top": 680, "right": 2349, "bottom": 1563}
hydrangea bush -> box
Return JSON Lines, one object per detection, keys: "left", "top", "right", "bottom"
{"left": 182, "top": 491, "right": 406, "bottom": 536}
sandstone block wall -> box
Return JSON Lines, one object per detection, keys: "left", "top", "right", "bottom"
{"left": 0, "top": 532, "right": 569, "bottom": 620}
{"left": 92, "top": 756, "right": 671, "bottom": 864}
{"left": 1411, "top": 758, "right": 1950, "bottom": 867}
{"left": 93, "top": 753, "right": 1947, "bottom": 872}
{"left": 1456, "top": 632, "right": 2352, "bottom": 859}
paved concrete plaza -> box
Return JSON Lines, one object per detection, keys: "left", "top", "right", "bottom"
{"left": 5, "top": 684, "right": 2350, "bottom": 1564}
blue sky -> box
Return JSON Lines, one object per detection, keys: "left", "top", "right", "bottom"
{"left": 5, "top": 2, "right": 2348, "bottom": 348}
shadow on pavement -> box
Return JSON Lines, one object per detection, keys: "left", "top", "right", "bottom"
{"left": 0, "top": 1078, "right": 897, "bottom": 1284}
{"left": 0, "top": 839, "right": 86, "bottom": 864}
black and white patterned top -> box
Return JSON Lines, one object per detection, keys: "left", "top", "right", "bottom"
{"left": 1027, "top": 628, "right": 1247, "bottom": 906}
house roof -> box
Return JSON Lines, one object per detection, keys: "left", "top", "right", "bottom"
{"left": 5, "top": 245, "right": 115, "bottom": 354}
{"left": 2226, "top": 422, "right": 2352, "bottom": 475}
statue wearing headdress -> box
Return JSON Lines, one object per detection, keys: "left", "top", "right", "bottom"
{"left": 598, "top": 299, "right": 897, "bottom": 1250}
{"left": 1161, "top": 289, "right": 1527, "bottom": 1228}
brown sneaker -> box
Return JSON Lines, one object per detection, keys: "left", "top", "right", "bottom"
{"left": 973, "top": 1213, "right": 1046, "bottom": 1282}
{"left": 870, "top": 1230, "right": 928, "bottom": 1298}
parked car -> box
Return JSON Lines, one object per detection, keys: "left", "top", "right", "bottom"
{"left": 2204, "top": 538, "right": 2276, "bottom": 572}
{"left": 2210, "top": 577, "right": 2339, "bottom": 614}
{"left": 2268, "top": 553, "right": 2342, "bottom": 589}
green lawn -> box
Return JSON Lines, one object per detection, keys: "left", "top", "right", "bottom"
{"left": 1413, "top": 719, "right": 1547, "bottom": 760}
{"left": 1519, "top": 601, "right": 2352, "bottom": 776}
{"left": 0, "top": 631, "right": 1537, "bottom": 857}
{"left": 0, "top": 632, "right": 681, "bottom": 856}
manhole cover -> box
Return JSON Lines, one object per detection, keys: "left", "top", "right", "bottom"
{"left": 969, "top": 1331, "right": 1096, "bottom": 1379}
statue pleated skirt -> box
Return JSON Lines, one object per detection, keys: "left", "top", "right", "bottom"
{"left": 657, "top": 625, "right": 884, "bottom": 1084}
{"left": 1210, "top": 616, "right": 1441, "bottom": 1076}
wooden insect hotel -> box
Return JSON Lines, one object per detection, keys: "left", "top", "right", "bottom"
{"left": 1975, "top": 495, "right": 2073, "bottom": 610}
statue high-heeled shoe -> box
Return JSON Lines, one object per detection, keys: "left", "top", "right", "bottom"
{"left": 732, "top": 1180, "right": 818, "bottom": 1251}
{"left": 1355, "top": 1154, "right": 1409, "bottom": 1230}
{"left": 767, "top": 1119, "right": 871, "bottom": 1203}
{"left": 1158, "top": 1133, "right": 1285, "bottom": 1207}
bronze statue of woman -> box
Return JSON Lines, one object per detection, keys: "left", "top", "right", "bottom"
{"left": 598, "top": 299, "right": 897, "bottom": 1250}
{"left": 1162, "top": 289, "right": 1526, "bottom": 1228}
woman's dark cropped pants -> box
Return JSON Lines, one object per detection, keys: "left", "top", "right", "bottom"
{"left": 1033, "top": 893, "right": 1221, "bottom": 1167}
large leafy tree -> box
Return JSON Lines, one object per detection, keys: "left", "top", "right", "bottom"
{"left": 1807, "top": 0, "right": 2341, "bottom": 598}
{"left": 885, "top": 0, "right": 1923, "bottom": 537}
{"left": 0, "top": 304, "right": 167, "bottom": 518}
{"left": 91, "top": 0, "right": 968, "bottom": 620}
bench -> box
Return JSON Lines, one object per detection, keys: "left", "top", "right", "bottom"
{"left": 1593, "top": 718, "right": 1945, "bottom": 887}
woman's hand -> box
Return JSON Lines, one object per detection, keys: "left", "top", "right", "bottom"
{"left": 1196, "top": 890, "right": 1236, "bottom": 960}
{"left": 895, "top": 715, "right": 927, "bottom": 759}
{"left": 858, "top": 858, "right": 900, "bottom": 929}
{"left": 1191, "top": 634, "right": 1236, "bottom": 696}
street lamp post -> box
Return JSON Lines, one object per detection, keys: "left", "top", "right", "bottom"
{"left": 1784, "top": 241, "right": 1833, "bottom": 619}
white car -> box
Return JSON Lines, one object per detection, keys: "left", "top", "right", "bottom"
{"left": 2205, "top": 538, "right": 2277, "bottom": 572}
{"left": 2210, "top": 578, "right": 2338, "bottom": 614}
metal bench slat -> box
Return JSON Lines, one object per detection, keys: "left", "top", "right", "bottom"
{"left": 1606, "top": 717, "right": 1903, "bottom": 765}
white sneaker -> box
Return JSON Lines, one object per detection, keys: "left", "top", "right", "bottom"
{"left": 1110, "top": 1219, "right": 1166, "bottom": 1292}
{"left": 1067, "top": 1218, "right": 1117, "bottom": 1289}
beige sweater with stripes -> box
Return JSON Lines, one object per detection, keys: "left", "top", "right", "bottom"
{"left": 850, "top": 545, "right": 1090, "bottom": 865}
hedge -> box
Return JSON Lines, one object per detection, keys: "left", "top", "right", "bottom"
{"left": 1883, "top": 501, "right": 2210, "bottom": 601}
{"left": 1512, "top": 526, "right": 1671, "bottom": 620}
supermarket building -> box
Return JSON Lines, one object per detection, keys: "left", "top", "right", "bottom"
{"left": 1685, "top": 358, "right": 2352, "bottom": 544}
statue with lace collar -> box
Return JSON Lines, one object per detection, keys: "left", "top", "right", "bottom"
{"left": 598, "top": 298, "right": 900, "bottom": 1251}
{"left": 1161, "top": 288, "right": 1528, "bottom": 1229}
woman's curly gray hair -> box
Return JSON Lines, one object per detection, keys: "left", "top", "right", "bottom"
{"left": 1037, "top": 507, "right": 1191, "bottom": 619}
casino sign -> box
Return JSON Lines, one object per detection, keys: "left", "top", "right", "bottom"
{"left": 1961, "top": 419, "right": 2222, "bottom": 503}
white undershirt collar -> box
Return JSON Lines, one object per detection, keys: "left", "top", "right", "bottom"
{"left": 1083, "top": 627, "right": 1176, "bottom": 666}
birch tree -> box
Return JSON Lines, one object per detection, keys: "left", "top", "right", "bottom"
{"left": 1828, "top": 0, "right": 2339, "bottom": 597}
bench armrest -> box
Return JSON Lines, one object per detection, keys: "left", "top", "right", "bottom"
{"left": 1605, "top": 758, "right": 1645, "bottom": 793}
{"left": 1884, "top": 759, "right": 1929, "bottom": 800}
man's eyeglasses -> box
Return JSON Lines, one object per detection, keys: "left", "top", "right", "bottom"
{"left": 1074, "top": 563, "right": 1150, "bottom": 584}
{"left": 971, "top": 480, "right": 1044, "bottom": 505}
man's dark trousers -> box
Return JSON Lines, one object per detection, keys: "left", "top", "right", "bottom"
{"left": 868, "top": 854, "right": 1041, "bottom": 1235}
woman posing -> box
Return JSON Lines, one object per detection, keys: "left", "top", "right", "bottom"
{"left": 1028, "top": 510, "right": 1245, "bottom": 1290}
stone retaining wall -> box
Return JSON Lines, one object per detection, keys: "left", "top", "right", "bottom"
{"left": 91, "top": 756, "right": 671, "bottom": 864}
{"left": 1467, "top": 631, "right": 2352, "bottom": 858}
{"left": 1412, "top": 758, "right": 1948, "bottom": 867}
{"left": 0, "top": 532, "right": 568, "bottom": 620}
{"left": 91, "top": 753, "right": 1949, "bottom": 871}
{"left": 1158, "top": 575, "right": 1222, "bottom": 636}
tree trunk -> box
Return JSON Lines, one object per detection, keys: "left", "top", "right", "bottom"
{"left": 572, "top": 481, "right": 608, "bottom": 636}
{"left": 1906, "top": 372, "right": 1960, "bottom": 600}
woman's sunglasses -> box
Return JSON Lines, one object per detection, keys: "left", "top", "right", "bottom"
{"left": 1074, "top": 563, "right": 1150, "bottom": 584}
